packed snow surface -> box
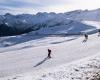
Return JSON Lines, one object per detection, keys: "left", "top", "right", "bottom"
{"left": 0, "top": 18, "right": 100, "bottom": 80}
{"left": 0, "top": 33, "right": 100, "bottom": 80}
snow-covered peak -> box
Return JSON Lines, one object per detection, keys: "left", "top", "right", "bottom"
{"left": 1, "top": 9, "right": 100, "bottom": 36}
{"left": 64, "top": 9, "right": 100, "bottom": 21}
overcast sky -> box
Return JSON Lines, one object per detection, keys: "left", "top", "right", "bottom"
{"left": 0, "top": 0, "right": 100, "bottom": 14}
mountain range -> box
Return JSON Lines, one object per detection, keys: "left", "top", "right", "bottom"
{"left": 1, "top": 9, "right": 100, "bottom": 36}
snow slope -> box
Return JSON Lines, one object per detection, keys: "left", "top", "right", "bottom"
{"left": 2, "top": 50, "right": 100, "bottom": 80}
{"left": 82, "top": 20, "right": 100, "bottom": 29}
{"left": 0, "top": 32, "right": 100, "bottom": 80}
{"left": 0, "top": 19, "right": 96, "bottom": 48}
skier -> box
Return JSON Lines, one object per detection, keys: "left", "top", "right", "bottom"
{"left": 83, "top": 33, "right": 88, "bottom": 42}
{"left": 98, "top": 29, "right": 100, "bottom": 36}
{"left": 84, "top": 34, "right": 88, "bottom": 41}
{"left": 48, "top": 49, "right": 52, "bottom": 58}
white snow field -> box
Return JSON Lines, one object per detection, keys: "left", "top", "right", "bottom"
{"left": 1, "top": 32, "right": 100, "bottom": 80}
{"left": 82, "top": 20, "right": 100, "bottom": 29}
{"left": 0, "top": 19, "right": 100, "bottom": 80}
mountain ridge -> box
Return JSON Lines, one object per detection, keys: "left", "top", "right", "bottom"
{"left": 0, "top": 9, "right": 100, "bottom": 36}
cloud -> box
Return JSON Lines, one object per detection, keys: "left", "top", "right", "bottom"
{"left": 0, "top": 0, "right": 100, "bottom": 14}
{"left": 0, "top": 7, "right": 36, "bottom": 15}
{"left": 33, "top": 0, "right": 72, "bottom": 6}
{"left": 0, "top": 0, "right": 43, "bottom": 8}
{"left": 73, "top": 0, "right": 100, "bottom": 10}
{"left": 0, "top": 0, "right": 73, "bottom": 9}
{"left": 0, "top": 0, "right": 42, "bottom": 14}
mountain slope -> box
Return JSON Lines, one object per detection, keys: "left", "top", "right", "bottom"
{"left": 65, "top": 9, "right": 100, "bottom": 21}
{"left": 1, "top": 9, "right": 100, "bottom": 80}
{"left": 0, "top": 33, "right": 100, "bottom": 78}
{"left": 0, "top": 20, "right": 96, "bottom": 48}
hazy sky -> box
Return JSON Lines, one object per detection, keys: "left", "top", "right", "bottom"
{"left": 0, "top": 0, "right": 100, "bottom": 14}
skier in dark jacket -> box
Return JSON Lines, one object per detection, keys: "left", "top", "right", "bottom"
{"left": 98, "top": 29, "right": 100, "bottom": 36}
{"left": 48, "top": 49, "right": 52, "bottom": 58}
{"left": 84, "top": 34, "right": 88, "bottom": 40}
{"left": 83, "top": 33, "right": 88, "bottom": 42}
